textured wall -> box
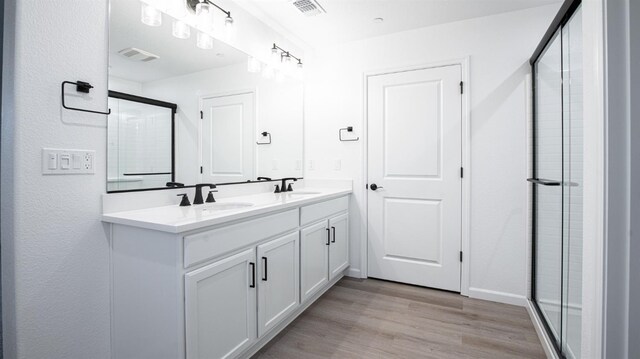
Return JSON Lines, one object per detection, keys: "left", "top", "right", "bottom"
{"left": 2, "top": 1, "right": 111, "bottom": 358}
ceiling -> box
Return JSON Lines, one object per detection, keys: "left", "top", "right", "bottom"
{"left": 236, "top": 0, "right": 561, "bottom": 48}
{"left": 109, "top": 0, "right": 247, "bottom": 83}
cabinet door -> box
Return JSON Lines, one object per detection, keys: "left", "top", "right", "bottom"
{"left": 300, "top": 221, "right": 330, "bottom": 302}
{"left": 257, "top": 232, "right": 300, "bottom": 337}
{"left": 329, "top": 213, "right": 350, "bottom": 280}
{"left": 185, "top": 248, "right": 257, "bottom": 359}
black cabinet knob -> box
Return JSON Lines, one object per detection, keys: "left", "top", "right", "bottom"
{"left": 370, "top": 183, "right": 383, "bottom": 191}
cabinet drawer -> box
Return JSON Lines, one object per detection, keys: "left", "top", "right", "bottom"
{"left": 300, "top": 196, "right": 349, "bottom": 226}
{"left": 184, "top": 209, "right": 298, "bottom": 268}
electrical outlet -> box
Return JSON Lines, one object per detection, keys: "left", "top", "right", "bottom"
{"left": 308, "top": 160, "right": 315, "bottom": 170}
{"left": 42, "top": 148, "right": 96, "bottom": 175}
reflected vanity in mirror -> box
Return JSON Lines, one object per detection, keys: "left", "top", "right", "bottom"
{"left": 107, "top": 0, "right": 304, "bottom": 192}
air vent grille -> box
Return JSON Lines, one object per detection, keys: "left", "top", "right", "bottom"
{"left": 292, "top": 0, "right": 325, "bottom": 16}
{"left": 118, "top": 47, "right": 159, "bottom": 62}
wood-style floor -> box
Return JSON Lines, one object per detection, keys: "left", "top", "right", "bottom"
{"left": 253, "top": 278, "right": 545, "bottom": 359}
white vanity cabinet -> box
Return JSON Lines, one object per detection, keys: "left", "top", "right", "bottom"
{"left": 109, "top": 194, "right": 349, "bottom": 359}
{"left": 185, "top": 248, "right": 257, "bottom": 359}
{"left": 300, "top": 197, "right": 350, "bottom": 302}
{"left": 256, "top": 232, "right": 300, "bottom": 337}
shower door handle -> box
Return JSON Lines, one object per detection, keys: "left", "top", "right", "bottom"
{"left": 527, "top": 178, "right": 562, "bottom": 186}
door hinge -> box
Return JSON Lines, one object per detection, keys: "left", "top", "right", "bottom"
{"left": 460, "top": 81, "right": 464, "bottom": 94}
{"left": 460, "top": 167, "right": 464, "bottom": 178}
{"left": 200, "top": 166, "right": 203, "bottom": 174}
{"left": 460, "top": 251, "right": 463, "bottom": 262}
{"left": 200, "top": 110, "right": 203, "bottom": 119}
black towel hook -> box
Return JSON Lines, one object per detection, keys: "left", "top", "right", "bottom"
{"left": 61, "top": 80, "right": 111, "bottom": 115}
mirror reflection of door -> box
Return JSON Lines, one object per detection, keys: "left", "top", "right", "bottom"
{"left": 200, "top": 92, "right": 255, "bottom": 184}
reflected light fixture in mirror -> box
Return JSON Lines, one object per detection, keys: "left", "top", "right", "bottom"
{"left": 172, "top": 20, "right": 190, "bottom": 39}
{"left": 141, "top": 2, "right": 162, "bottom": 26}
{"left": 196, "top": 2, "right": 214, "bottom": 31}
{"left": 197, "top": 31, "right": 214, "bottom": 49}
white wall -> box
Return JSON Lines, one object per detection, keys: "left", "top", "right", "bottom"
{"left": 304, "top": 4, "right": 559, "bottom": 304}
{"left": 1, "top": 1, "right": 111, "bottom": 358}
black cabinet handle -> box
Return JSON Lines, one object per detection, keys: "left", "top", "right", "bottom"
{"left": 262, "top": 257, "right": 268, "bottom": 281}
{"left": 331, "top": 226, "right": 336, "bottom": 243}
{"left": 326, "top": 228, "right": 330, "bottom": 245}
{"left": 526, "top": 178, "right": 562, "bottom": 186}
{"left": 249, "top": 262, "right": 255, "bottom": 288}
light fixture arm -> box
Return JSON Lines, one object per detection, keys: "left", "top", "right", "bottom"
{"left": 202, "top": 0, "right": 231, "bottom": 17}
{"left": 272, "top": 43, "right": 303, "bottom": 64}
{"left": 186, "top": 0, "right": 231, "bottom": 17}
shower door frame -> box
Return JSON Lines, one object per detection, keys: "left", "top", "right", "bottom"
{"left": 529, "top": 0, "right": 582, "bottom": 357}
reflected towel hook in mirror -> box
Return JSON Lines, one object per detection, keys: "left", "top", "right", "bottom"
{"left": 61, "top": 80, "right": 111, "bottom": 115}
{"left": 339, "top": 126, "right": 359, "bottom": 142}
{"left": 257, "top": 131, "right": 272, "bottom": 145}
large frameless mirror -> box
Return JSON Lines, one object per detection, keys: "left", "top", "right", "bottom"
{"left": 107, "top": 0, "right": 304, "bottom": 192}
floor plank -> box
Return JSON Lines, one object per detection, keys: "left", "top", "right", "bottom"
{"left": 253, "top": 278, "right": 545, "bottom": 359}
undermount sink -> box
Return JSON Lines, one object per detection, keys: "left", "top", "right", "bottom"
{"left": 199, "top": 202, "right": 254, "bottom": 212}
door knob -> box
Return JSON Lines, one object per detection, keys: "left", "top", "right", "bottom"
{"left": 370, "top": 183, "right": 383, "bottom": 191}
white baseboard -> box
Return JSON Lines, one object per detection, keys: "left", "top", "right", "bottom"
{"left": 467, "top": 287, "right": 527, "bottom": 306}
{"left": 525, "top": 300, "right": 560, "bottom": 359}
{"left": 346, "top": 267, "right": 362, "bottom": 278}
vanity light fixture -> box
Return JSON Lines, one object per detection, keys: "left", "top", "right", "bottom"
{"left": 270, "top": 43, "right": 303, "bottom": 69}
{"left": 172, "top": 20, "right": 191, "bottom": 39}
{"left": 196, "top": 31, "right": 214, "bottom": 49}
{"left": 141, "top": 2, "right": 162, "bottom": 26}
{"left": 187, "top": 0, "right": 234, "bottom": 30}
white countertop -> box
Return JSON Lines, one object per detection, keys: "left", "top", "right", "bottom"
{"left": 102, "top": 187, "right": 351, "bottom": 233}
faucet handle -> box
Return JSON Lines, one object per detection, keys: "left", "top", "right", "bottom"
{"left": 274, "top": 184, "right": 281, "bottom": 193}
{"left": 206, "top": 190, "right": 218, "bottom": 203}
{"left": 177, "top": 193, "right": 191, "bottom": 207}
{"left": 287, "top": 183, "right": 294, "bottom": 192}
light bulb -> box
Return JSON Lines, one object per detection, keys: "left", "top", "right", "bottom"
{"left": 196, "top": 2, "right": 214, "bottom": 31}
{"left": 297, "top": 60, "right": 303, "bottom": 69}
{"left": 196, "top": 32, "right": 214, "bottom": 50}
{"left": 172, "top": 20, "right": 190, "bottom": 39}
{"left": 284, "top": 53, "right": 292, "bottom": 63}
{"left": 141, "top": 3, "right": 162, "bottom": 27}
{"left": 271, "top": 46, "right": 279, "bottom": 64}
{"left": 247, "top": 56, "right": 261, "bottom": 73}
{"left": 225, "top": 15, "right": 234, "bottom": 28}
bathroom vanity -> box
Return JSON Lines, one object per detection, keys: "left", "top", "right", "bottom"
{"left": 103, "top": 186, "right": 351, "bottom": 359}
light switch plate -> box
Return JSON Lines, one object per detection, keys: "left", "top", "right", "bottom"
{"left": 42, "top": 148, "right": 95, "bottom": 175}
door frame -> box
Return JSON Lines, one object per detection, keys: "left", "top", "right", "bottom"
{"left": 198, "top": 88, "right": 257, "bottom": 183}
{"left": 361, "top": 58, "right": 471, "bottom": 295}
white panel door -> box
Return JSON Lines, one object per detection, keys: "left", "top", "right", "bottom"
{"left": 367, "top": 65, "right": 462, "bottom": 292}
{"left": 300, "top": 221, "right": 329, "bottom": 302}
{"left": 329, "top": 213, "right": 349, "bottom": 280}
{"left": 201, "top": 92, "right": 254, "bottom": 183}
{"left": 257, "top": 232, "right": 300, "bottom": 337}
{"left": 184, "top": 248, "right": 257, "bottom": 359}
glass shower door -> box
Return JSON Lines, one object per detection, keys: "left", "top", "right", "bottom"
{"left": 531, "top": 4, "right": 583, "bottom": 358}
{"left": 532, "top": 30, "right": 564, "bottom": 345}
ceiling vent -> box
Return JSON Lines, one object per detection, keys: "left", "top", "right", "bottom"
{"left": 291, "top": 0, "right": 326, "bottom": 16}
{"left": 118, "top": 47, "right": 159, "bottom": 62}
